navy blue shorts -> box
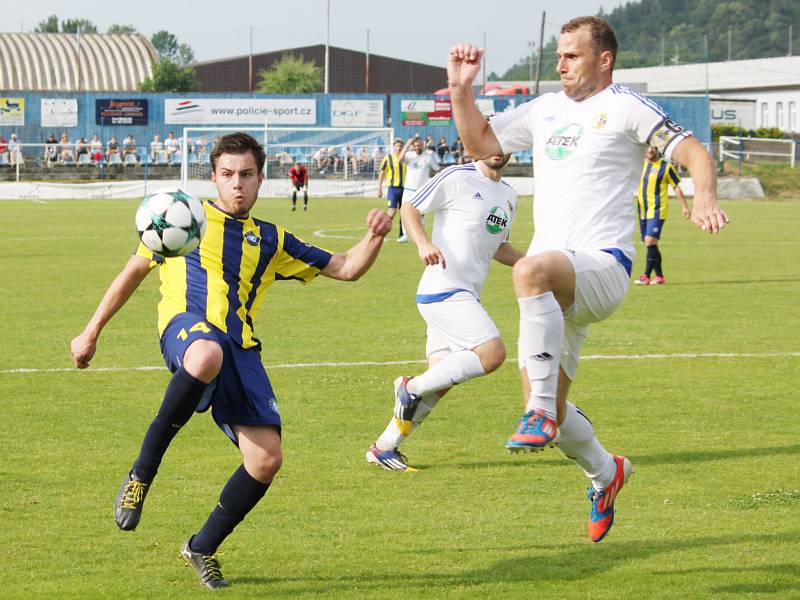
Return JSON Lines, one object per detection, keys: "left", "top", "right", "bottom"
{"left": 639, "top": 218, "right": 665, "bottom": 241}
{"left": 386, "top": 186, "right": 403, "bottom": 209}
{"left": 160, "top": 312, "right": 281, "bottom": 445}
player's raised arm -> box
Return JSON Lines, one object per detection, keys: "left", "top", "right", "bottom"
{"left": 448, "top": 43, "right": 504, "bottom": 160}
{"left": 70, "top": 254, "right": 152, "bottom": 369}
{"left": 320, "top": 209, "right": 392, "bottom": 281}
{"left": 400, "top": 202, "right": 446, "bottom": 269}
{"left": 671, "top": 136, "right": 729, "bottom": 233}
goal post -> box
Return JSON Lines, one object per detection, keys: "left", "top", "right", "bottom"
{"left": 180, "top": 126, "right": 395, "bottom": 191}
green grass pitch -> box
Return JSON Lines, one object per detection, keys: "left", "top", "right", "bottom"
{"left": 1, "top": 194, "right": 799, "bottom": 598}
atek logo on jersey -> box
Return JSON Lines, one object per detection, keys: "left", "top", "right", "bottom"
{"left": 544, "top": 123, "right": 583, "bottom": 160}
{"left": 485, "top": 206, "right": 509, "bottom": 234}
{"left": 245, "top": 231, "right": 260, "bottom": 246}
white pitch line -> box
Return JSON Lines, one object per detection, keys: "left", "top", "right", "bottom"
{"left": 2, "top": 352, "right": 798, "bottom": 375}
{"left": 312, "top": 227, "right": 364, "bottom": 240}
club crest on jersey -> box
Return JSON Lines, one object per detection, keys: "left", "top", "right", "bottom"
{"left": 485, "top": 206, "right": 509, "bottom": 234}
{"left": 245, "top": 231, "right": 260, "bottom": 246}
{"left": 591, "top": 113, "right": 608, "bottom": 129}
{"left": 545, "top": 123, "right": 583, "bottom": 160}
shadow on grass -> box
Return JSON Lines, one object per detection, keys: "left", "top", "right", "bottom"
{"left": 632, "top": 443, "right": 800, "bottom": 466}
{"left": 413, "top": 443, "right": 800, "bottom": 472}
{"left": 233, "top": 532, "right": 799, "bottom": 595}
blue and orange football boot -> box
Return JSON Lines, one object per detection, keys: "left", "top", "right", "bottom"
{"left": 505, "top": 409, "right": 560, "bottom": 452}
{"left": 587, "top": 454, "right": 633, "bottom": 542}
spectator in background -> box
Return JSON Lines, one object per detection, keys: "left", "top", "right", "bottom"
{"left": 314, "top": 146, "right": 330, "bottom": 173}
{"left": 424, "top": 133, "right": 435, "bottom": 152}
{"left": 59, "top": 133, "right": 75, "bottom": 163}
{"left": 326, "top": 146, "right": 341, "bottom": 173}
{"left": 150, "top": 134, "right": 165, "bottom": 162}
{"left": 90, "top": 134, "right": 103, "bottom": 163}
{"left": 45, "top": 133, "right": 58, "bottom": 165}
{"left": 356, "top": 146, "right": 371, "bottom": 172}
{"left": 343, "top": 146, "right": 358, "bottom": 174}
{"left": 164, "top": 131, "right": 180, "bottom": 160}
{"left": 437, "top": 136, "right": 450, "bottom": 163}
{"left": 9, "top": 132, "right": 24, "bottom": 166}
{"left": 0, "top": 134, "right": 7, "bottom": 159}
{"left": 106, "top": 136, "right": 121, "bottom": 163}
{"left": 451, "top": 137, "right": 465, "bottom": 164}
{"left": 195, "top": 135, "right": 209, "bottom": 158}
{"left": 122, "top": 134, "right": 138, "bottom": 162}
{"left": 75, "top": 136, "right": 90, "bottom": 163}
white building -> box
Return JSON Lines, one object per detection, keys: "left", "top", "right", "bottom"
{"left": 612, "top": 56, "right": 800, "bottom": 132}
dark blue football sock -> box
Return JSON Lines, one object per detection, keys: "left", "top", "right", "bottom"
{"left": 653, "top": 245, "right": 663, "bottom": 277}
{"left": 190, "top": 464, "right": 270, "bottom": 555}
{"left": 132, "top": 366, "right": 208, "bottom": 482}
{"left": 645, "top": 244, "right": 658, "bottom": 278}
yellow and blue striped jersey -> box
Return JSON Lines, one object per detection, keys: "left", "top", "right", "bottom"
{"left": 136, "top": 201, "right": 332, "bottom": 349}
{"left": 380, "top": 153, "right": 406, "bottom": 188}
{"left": 636, "top": 158, "right": 680, "bottom": 220}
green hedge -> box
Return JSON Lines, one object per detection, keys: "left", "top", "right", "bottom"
{"left": 711, "top": 124, "right": 786, "bottom": 140}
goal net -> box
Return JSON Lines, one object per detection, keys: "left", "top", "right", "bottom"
{"left": 180, "top": 126, "right": 394, "bottom": 191}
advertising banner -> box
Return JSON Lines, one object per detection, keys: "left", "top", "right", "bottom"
{"left": 710, "top": 98, "right": 756, "bottom": 130}
{"left": 96, "top": 99, "right": 149, "bottom": 125}
{"left": 400, "top": 99, "right": 452, "bottom": 126}
{"left": 41, "top": 98, "right": 78, "bottom": 128}
{"left": 0, "top": 98, "right": 24, "bottom": 126}
{"left": 165, "top": 98, "right": 317, "bottom": 125}
{"left": 330, "top": 99, "right": 385, "bottom": 127}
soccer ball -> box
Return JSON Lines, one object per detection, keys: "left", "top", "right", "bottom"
{"left": 135, "top": 188, "right": 206, "bottom": 257}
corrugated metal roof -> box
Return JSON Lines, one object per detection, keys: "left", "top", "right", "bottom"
{"left": 0, "top": 32, "right": 157, "bottom": 91}
{"left": 613, "top": 56, "right": 800, "bottom": 94}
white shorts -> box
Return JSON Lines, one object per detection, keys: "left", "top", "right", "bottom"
{"left": 517, "top": 249, "right": 629, "bottom": 379}
{"left": 417, "top": 291, "right": 501, "bottom": 360}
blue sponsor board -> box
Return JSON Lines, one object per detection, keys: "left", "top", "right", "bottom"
{"left": 96, "top": 99, "right": 149, "bottom": 126}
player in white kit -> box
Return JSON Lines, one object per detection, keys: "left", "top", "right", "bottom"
{"left": 398, "top": 137, "right": 441, "bottom": 241}
{"left": 366, "top": 155, "right": 523, "bottom": 472}
{"left": 448, "top": 16, "right": 729, "bottom": 542}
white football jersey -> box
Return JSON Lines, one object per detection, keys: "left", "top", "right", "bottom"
{"left": 490, "top": 84, "right": 691, "bottom": 260}
{"left": 404, "top": 150, "right": 441, "bottom": 191}
{"left": 410, "top": 162, "right": 517, "bottom": 301}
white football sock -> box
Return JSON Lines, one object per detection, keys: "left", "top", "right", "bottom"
{"left": 375, "top": 392, "right": 441, "bottom": 451}
{"left": 519, "top": 292, "right": 563, "bottom": 419}
{"left": 406, "top": 350, "right": 485, "bottom": 396}
{"left": 556, "top": 402, "right": 615, "bottom": 489}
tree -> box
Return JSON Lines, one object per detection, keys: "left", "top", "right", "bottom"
{"left": 34, "top": 15, "right": 59, "bottom": 33}
{"left": 61, "top": 19, "right": 97, "bottom": 34}
{"left": 139, "top": 60, "right": 200, "bottom": 93}
{"left": 107, "top": 24, "right": 137, "bottom": 35}
{"left": 151, "top": 31, "right": 179, "bottom": 60}
{"left": 177, "top": 43, "right": 195, "bottom": 67}
{"left": 34, "top": 15, "right": 98, "bottom": 34}
{"left": 256, "top": 54, "right": 322, "bottom": 94}
{"left": 151, "top": 31, "right": 194, "bottom": 66}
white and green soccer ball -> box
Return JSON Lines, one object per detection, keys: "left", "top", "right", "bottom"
{"left": 135, "top": 187, "right": 206, "bottom": 257}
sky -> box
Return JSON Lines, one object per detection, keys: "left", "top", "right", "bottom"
{"left": 4, "top": 0, "right": 625, "bottom": 77}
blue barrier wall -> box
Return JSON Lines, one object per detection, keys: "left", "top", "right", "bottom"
{"left": 0, "top": 92, "right": 387, "bottom": 145}
{"left": 389, "top": 93, "right": 711, "bottom": 147}
{"left": 1, "top": 90, "right": 709, "bottom": 151}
